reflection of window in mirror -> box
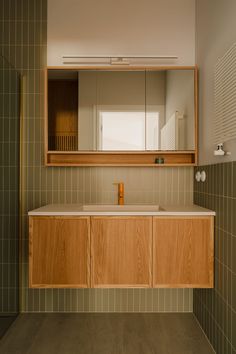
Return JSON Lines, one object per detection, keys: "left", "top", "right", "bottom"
{"left": 97, "top": 106, "right": 160, "bottom": 151}
{"left": 99, "top": 110, "right": 145, "bottom": 151}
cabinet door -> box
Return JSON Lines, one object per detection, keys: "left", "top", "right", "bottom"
{"left": 153, "top": 217, "right": 214, "bottom": 288}
{"left": 91, "top": 217, "right": 152, "bottom": 288}
{"left": 29, "top": 217, "right": 90, "bottom": 288}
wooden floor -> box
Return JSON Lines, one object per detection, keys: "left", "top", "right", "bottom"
{"left": 0, "top": 313, "right": 215, "bottom": 354}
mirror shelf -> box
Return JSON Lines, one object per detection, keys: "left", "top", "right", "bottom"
{"left": 46, "top": 151, "right": 196, "bottom": 166}
{"left": 45, "top": 66, "right": 198, "bottom": 166}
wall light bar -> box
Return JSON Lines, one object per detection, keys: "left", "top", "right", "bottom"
{"left": 62, "top": 55, "right": 178, "bottom": 65}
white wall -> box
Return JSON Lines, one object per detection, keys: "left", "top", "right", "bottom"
{"left": 196, "top": 0, "right": 236, "bottom": 164}
{"left": 48, "top": 0, "right": 195, "bottom": 66}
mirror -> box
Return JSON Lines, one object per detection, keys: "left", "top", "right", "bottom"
{"left": 47, "top": 68, "right": 196, "bottom": 153}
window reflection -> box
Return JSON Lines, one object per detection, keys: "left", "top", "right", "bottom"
{"left": 98, "top": 108, "right": 160, "bottom": 151}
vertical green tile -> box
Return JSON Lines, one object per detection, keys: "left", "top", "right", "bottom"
{"left": 233, "top": 162, "right": 236, "bottom": 199}
{"left": 232, "top": 310, "right": 236, "bottom": 350}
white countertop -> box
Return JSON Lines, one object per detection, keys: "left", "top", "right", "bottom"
{"left": 28, "top": 204, "right": 215, "bottom": 216}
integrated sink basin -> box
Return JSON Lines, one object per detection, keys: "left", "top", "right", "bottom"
{"left": 82, "top": 204, "right": 164, "bottom": 212}
{"left": 28, "top": 204, "right": 215, "bottom": 216}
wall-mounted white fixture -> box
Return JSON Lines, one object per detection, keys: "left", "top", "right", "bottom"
{"left": 62, "top": 55, "right": 179, "bottom": 66}
{"left": 195, "top": 170, "right": 206, "bottom": 182}
{"left": 200, "top": 171, "right": 206, "bottom": 182}
{"left": 213, "top": 143, "right": 231, "bottom": 156}
{"left": 195, "top": 171, "right": 201, "bottom": 182}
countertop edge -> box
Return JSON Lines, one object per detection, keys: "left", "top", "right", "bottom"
{"left": 28, "top": 211, "right": 216, "bottom": 216}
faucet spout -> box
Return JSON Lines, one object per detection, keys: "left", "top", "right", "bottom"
{"left": 113, "top": 182, "right": 124, "bottom": 205}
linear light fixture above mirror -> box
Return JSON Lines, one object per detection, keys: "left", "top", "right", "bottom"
{"left": 62, "top": 55, "right": 178, "bottom": 66}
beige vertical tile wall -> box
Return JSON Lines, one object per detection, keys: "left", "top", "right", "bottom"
{"left": 22, "top": 166, "right": 194, "bottom": 313}
{"left": 2, "top": 0, "right": 194, "bottom": 312}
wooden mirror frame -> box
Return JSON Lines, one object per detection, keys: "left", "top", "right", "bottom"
{"left": 45, "top": 66, "right": 198, "bottom": 167}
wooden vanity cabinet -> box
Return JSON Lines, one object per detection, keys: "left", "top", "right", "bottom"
{"left": 90, "top": 217, "right": 152, "bottom": 288}
{"left": 29, "top": 216, "right": 90, "bottom": 288}
{"left": 29, "top": 214, "right": 214, "bottom": 289}
{"left": 153, "top": 216, "right": 214, "bottom": 288}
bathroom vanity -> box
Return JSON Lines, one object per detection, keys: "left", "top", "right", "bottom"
{"left": 28, "top": 205, "right": 214, "bottom": 289}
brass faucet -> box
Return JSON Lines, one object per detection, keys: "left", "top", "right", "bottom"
{"left": 113, "top": 182, "right": 124, "bottom": 205}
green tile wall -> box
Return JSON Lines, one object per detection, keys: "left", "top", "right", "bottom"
{"left": 1, "top": 0, "right": 194, "bottom": 313}
{"left": 194, "top": 162, "right": 236, "bottom": 354}
{"left": 0, "top": 0, "right": 23, "bottom": 321}
{"left": 0, "top": 54, "right": 20, "bottom": 314}
{"left": 0, "top": 0, "right": 47, "bottom": 313}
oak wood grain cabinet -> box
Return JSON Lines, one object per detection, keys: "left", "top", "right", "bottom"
{"left": 91, "top": 217, "right": 152, "bottom": 288}
{"left": 29, "top": 216, "right": 90, "bottom": 288}
{"left": 153, "top": 216, "right": 214, "bottom": 288}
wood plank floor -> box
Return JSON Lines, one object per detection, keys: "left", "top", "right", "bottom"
{"left": 0, "top": 313, "right": 215, "bottom": 354}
